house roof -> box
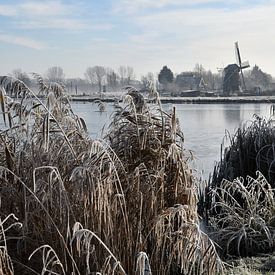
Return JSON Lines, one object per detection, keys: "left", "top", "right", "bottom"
{"left": 175, "top": 73, "right": 204, "bottom": 87}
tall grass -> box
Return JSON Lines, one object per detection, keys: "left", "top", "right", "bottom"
{"left": 200, "top": 111, "right": 275, "bottom": 222}
{"left": 211, "top": 112, "right": 275, "bottom": 187}
{"left": 0, "top": 76, "right": 223, "bottom": 274}
{"left": 209, "top": 172, "right": 275, "bottom": 257}
{"left": 0, "top": 214, "right": 21, "bottom": 275}
{"left": 201, "top": 109, "right": 275, "bottom": 258}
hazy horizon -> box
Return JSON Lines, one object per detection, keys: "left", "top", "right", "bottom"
{"left": 0, "top": 0, "right": 274, "bottom": 78}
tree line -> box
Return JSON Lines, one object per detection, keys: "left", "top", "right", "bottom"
{"left": 9, "top": 63, "right": 274, "bottom": 95}
{"left": 10, "top": 66, "right": 137, "bottom": 95}
{"left": 158, "top": 64, "right": 274, "bottom": 93}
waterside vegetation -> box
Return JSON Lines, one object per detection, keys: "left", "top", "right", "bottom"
{"left": 0, "top": 76, "right": 224, "bottom": 274}
{"left": 1, "top": 75, "right": 275, "bottom": 274}
{"left": 201, "top": 108, "right": 275, "bottom": 261}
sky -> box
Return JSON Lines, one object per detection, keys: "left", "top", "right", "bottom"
{"left": 0, "top": 0, "right": 274, "bottom": 78}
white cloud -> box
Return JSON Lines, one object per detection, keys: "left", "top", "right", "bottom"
{"left": 114, "top": 0, "right": 250, "bottom": 13}
{"left": 18, "top": 18, "right": 88, "bottom": 31}
{"left": 115, "top": 0, "right": 213, "bottom": 11}
{"left": 0, "top": 1, "right": 72, "bottom": 17}
{"left": 0, "top": 1, "right": 90, "bottom": 31}
{"left": 19, "top": 1, "right": 70, "bottom": 16}
{"left": 121, "top": 2, "right": 275, "bottom": 75}
{"left": 0, "top": 5, "right": 17, "bottom": 16}
{"left": 17, "top": 19, "right": 113, "bottom": 31}
{"left": 1, "top": 0, "right": 274, "bottom": 77}
{"left": 76, "top": 0, "right": 275, "bottom": 77}
{"left": 0, "top": 1, "right": 114, "bottom": 53}
{"left": 91, "top": 24, "right": 114, "bottom": 31}
{"left": 0, "top": 33, "right": 46, "bottom": 49}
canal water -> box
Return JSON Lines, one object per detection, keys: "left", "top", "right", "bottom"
{"left": 72, "top": 102, "right": 272, "bottom": 178}
{"left": 0, "top": 102, "right": 272, "bottom": 178}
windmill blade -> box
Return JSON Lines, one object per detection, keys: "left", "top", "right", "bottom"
{"left": 235, "top": 42, "right": 250, "bottom": 69}
{"left": 235, "top": 41, "right": 242, "bottom": 67}
{"left": 240, "top": 61, "right": 250, "bottom": 69}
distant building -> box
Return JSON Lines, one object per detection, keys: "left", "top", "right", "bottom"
{"left": 175, "top": 72, "right": 205, "bottom": 91}
{"left": 178, "top": 90, "right": 201, "bottom": 97}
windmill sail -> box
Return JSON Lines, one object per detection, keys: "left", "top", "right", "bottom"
{"left": 235, "top": 41, "right": 250, "bottom": 91}
{"left": 223, "top": 42, "right": 250, "bottom": 95}
{"left": 235, "top": 42, "right": 242, "bottom": 67}
{"left": 235, "top": 42, "right": 250, "bottom": 69}
{"left": 240, "top": 61, "right": 250, "bottom": 69}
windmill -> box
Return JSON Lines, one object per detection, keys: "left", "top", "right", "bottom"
{"left": 223, "top": 42, "right": 250, "bottom": 95}
{"left": 234, "top": 42, "right": 250, "bottom": 91}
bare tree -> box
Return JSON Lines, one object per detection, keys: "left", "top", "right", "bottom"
{"left": 146, "top": 72, "right": 155, "bottom": 84}
{"left": 118, "top": 66, "right": 127, "bottom": 85}
{"left": 118, "top": 66, "right": 135, "bottom": 85}
{"left": 106, "top": 68, "right": 118, "bottom": 90}
{"left": 65, "top": 78, "right": 90, "bottom": 95}
{"left": 193, "top": 65, "right": 218, "bottom": 90}
{"left": 85, "top": 66, "right": 106, "bottom": 94}
{"left": 12, "top": 69, "right": 31, "bottom": 86}
{"left": 193, "top": 63, "right": 205, "bottom": 77}
{"left": 46, "top": 66, "right": 65, "bottom": 82}
{"left": 141, "top": 72, "right": 155, "bottom": 89}
{"left": 125, "top": 66, "right": 134, "bottom": 85}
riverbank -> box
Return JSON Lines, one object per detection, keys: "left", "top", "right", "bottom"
{"left": 70, "top": 95, "right": 275, "bottom": 104}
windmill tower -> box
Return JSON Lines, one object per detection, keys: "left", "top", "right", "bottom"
{"left": 235, "top": 42, "right": 250, "bottom": 91}
{"left": 223, "top": 42, "right": 250, "bottom": 95}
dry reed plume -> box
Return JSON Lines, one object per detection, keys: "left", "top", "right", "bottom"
{"left": 0, "top": 76, "right": 223, "bottom": 274}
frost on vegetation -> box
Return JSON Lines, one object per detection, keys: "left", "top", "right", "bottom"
{"left": 0, "top": 77, "right": 224, "bottom": 274}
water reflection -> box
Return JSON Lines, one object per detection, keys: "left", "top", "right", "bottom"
{"left": 223, "top": 105, "right": 241, "bottom": 125}
{"left": 162, "top": 103, "right": 272, "bottom": 178}
{"left": 0, "top": 102, "right": 272, "bottom": 178}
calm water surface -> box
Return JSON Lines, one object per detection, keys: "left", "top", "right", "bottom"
{"left": 72, "top": 102, "right": 272, "bottom": 178}
{"left": 169, "top": 103, "right": 271, "bottom": 178}
{"left": 0, "top": 102, "right": 272, "bottom": 178}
